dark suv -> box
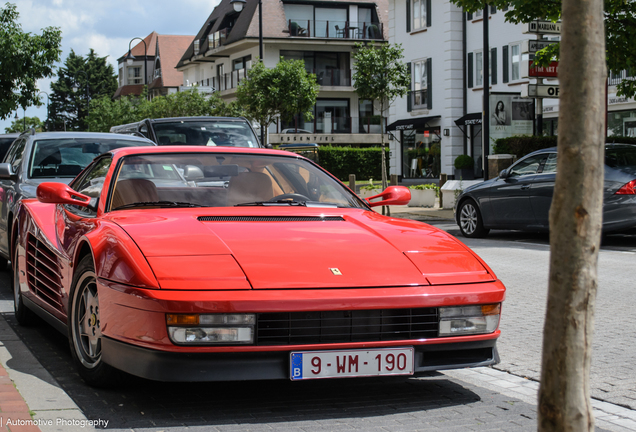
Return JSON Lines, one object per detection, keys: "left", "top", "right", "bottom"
{"left": 110, "top": 117, "right": 266, "bottom": 148}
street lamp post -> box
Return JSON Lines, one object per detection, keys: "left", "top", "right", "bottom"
{"left": 230, "top": 0, "right": 266, "bottom": 147}
{"left": 37, "top": 91, "right": 50, "bottom": 131}
{"left": 125, "top": 37, "right": 148, "bottom": 98}
{"left": 72, "top": 70, "right": 90, "bottom": 129}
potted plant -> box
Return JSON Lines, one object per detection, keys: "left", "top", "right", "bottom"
{"left": 358, "top": 179, "right": 382, "bottom": 198}
{"left": 454, "top": 154, "right": 475, "bottom": 180}
{"left": 407, "top": 184, "right": 438, "bottom": 207}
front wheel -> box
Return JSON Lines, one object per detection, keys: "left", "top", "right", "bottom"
{"left": 68, "top": 255, "right": 120, "bottom": 387}
{"left": 458, "top": 199, "right": 490, "bottom": 238}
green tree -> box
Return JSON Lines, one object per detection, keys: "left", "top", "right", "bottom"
{"left": 451, "top": 0, "right": 636, "bottom": 97}
{"left": 0, "top": 3, "right": 62, "bottom": 119}
{"left": 352, "top": 42, "right": 410, "bottom": 193}
{"left": 49, "top": 49, "right": 118, "bottom": 131}
{"left": 236, "top": 59, "right": 319, "bottom": 145}
{"left": 4, "top": 115, "right": 43, "bottom": 133}
{"left": 87, "top": 89, "right": 246, "bottom": 132}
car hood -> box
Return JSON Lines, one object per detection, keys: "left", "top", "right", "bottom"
{"left": 109, "top": 208, "right": 494, "bottom": 289}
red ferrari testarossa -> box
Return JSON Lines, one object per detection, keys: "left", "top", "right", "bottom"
{"left": 12, "top": 146, "right": 505, "bottom": 386}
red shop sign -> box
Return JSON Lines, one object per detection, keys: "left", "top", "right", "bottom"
{"left": 529, "top": 61, "right": 559, "bottom": 78}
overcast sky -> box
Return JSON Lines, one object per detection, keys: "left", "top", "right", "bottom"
{"left": 2, "top": 0, "right": 221, "bottom": 132}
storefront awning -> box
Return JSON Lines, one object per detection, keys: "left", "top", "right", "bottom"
{"left": 454, "top": 112, "right": 482, "bottom": 126}
{"left": 386, "top": 115, "right": 441, "bottom": 131}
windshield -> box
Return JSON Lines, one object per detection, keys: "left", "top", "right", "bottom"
{"left": 153, "top": 120, "right": 259, "bottom": 148}
{"left": 30, "top": 138, "right": 151, "bottom": 179}
{"left": 606, "top": 145, "right": 636, "bottom": 169}
{"left": 109, "top": 153, "right": 364, "bottom": 211}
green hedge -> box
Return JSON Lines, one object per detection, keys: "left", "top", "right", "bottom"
{"left": 493, "top": 135, "right": 636, "bottom": 160}
{"left": 317, "top": 146, "right": 389, "bottom": 181}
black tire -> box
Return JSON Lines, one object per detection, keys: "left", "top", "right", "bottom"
{"left": 68, "top": 255, "right": 120, "bottom": 387}
{"left": 0, "top": 256, "right": 8, "bottom": 272}
{"left": 13, "top": 239, "right": 37, "bottom": 326}
{"left": 458, "top": 199, "right": 490, "bottom": 238}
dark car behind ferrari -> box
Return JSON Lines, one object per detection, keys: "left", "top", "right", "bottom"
{"left": 455, "top": 144, "right": 636, "bottom": 237}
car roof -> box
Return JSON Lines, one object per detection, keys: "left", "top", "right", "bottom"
{"left": 21, "top": 131, "right": 155, "bottom": 143}
{"left": 110, "top": 145, "right": 303, "bottom": 158}
{"left": 0, "top": 133, "right": 20, "bottom": 138}
{"left": 147, "top": 117, "right": 249, "bottom": 124}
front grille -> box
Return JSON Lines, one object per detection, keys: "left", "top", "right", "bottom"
{"left": 256, "top": 308, "right": 439, "bottom": 345}
{"left": 26, "top": 234, "right": 63, "bottom": 309}
{"left": 199, "top": 216, "right": 345, "bottom": 222}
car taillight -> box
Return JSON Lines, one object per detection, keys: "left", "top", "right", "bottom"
{"left": 615, "top": 179, "right": 636, "bottom": 195}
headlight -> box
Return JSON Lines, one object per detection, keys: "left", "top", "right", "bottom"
{"left": 439, "top": 304, "right": 500, "bottom": 337}
{"left": 167, "top": 313, "right": 256, "bottom": 345}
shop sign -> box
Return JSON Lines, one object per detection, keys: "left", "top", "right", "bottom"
{"left": 528, "top": 61, "right": 559, "bottom": 77}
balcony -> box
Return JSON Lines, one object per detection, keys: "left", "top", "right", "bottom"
{"left": 207, "top": 28, "right": 229, "bottom": 51}
{"left": 287, "top": 20, "right": 383, "bottom": 40}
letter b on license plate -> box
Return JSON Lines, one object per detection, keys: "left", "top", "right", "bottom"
{"left": 290, "top": 347, "right": 414, "bottom": 380}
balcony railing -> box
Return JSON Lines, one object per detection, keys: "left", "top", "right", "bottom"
{"left": 287, "top": 20, "right": 383, "bottom": 40}
{"left": 196, "top": 61, "right": 252, "bottom": 92}
{"left": 279, "top": 116, "right": 384, "bottom": 134}
{"left": 608, "top": 70, "right": 635, "bottom": 87}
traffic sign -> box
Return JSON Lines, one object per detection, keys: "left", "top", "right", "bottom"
{"left": 525, "top": 21, "right": 562, "bottom": 34}
{"left": 521, "top": 84, "right": 560, "bottom": 99}
{"left": 522, "top": 39, "right": 557, "bottom": 54}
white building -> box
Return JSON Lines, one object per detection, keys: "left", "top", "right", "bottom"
{"left": 388, "top": 0, "right": 636, "bottom": 180}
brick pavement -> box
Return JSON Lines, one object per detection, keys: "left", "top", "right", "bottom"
{"left": 0, "top": 361, "right": 41, "bottom": 432}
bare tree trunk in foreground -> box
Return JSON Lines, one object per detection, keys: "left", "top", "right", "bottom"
{"left": 538, "top": 0, "right": 606, "bottom": 431}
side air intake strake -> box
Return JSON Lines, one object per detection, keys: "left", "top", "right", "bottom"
{"left": 26, "top": 234, "right": 63, "bottom": 309}
{"left": 198, "top": 216, "right": 345, "bottom": 222}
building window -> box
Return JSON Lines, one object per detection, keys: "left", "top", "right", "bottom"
{"left": 475, "top": 52, "right": 483, "bottom": 86}
{"left": 412, "top": 0, "right": 428, "bottom": 30}
{"left": 127, "top": 66, "right": 142, "bottom": 85}
{"left": 412, "top": 59, "right": 428, "bottom": 107}
{"left": 511, "top": 44, "right": 520, "bottom": 81}
{"left": 233, "top": 55, "right": 251, "bottom": 71}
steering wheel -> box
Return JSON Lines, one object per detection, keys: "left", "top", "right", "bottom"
{"left": 268, "top": 193, "right": 310, "bottom": 202}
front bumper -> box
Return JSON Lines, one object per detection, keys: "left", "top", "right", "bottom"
{"left": 102, "top": 337, "right": 499, "bottom": 382}
{"left": 98, "top": 278, "right": 505, "bottom": 381}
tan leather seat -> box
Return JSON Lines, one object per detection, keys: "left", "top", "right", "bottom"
{"left": 227, "top": 172, "right": 274, "bottom": 206}
{"left": 111, "top": 178, "right": 159, "bottom": 210}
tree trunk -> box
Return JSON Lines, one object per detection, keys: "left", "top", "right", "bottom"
{"left": 538, "top": 0, "right": 606, "bottom": 431}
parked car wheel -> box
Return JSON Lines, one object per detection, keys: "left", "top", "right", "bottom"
{"left": 458, "top": 199, "right": 490, "bottom": 238}
{"left": 69, "top": 256, "right": 119, "bottom": 387}
{"left": 13, "top": 240, "right": 37, "bottom": 326}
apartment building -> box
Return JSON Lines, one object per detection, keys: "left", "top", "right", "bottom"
{"left": 176, "top": 0, "right": 390, "bottom": 146}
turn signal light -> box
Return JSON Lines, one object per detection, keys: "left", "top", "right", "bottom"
{"left": 615, "top": 179, "right": 636, "bottom": 195}
{"left": 166, "top": 314, "right": 199, "bottom": 325}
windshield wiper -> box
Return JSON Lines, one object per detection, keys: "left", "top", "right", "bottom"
{"left": 235, "top": 200, "right": 307, "bottom": 207}
{"left": 113, "top": 201, "right": 204, "bottom": 210}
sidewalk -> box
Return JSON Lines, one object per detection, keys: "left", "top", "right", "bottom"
{"left": 375, "top": 204, "right": 455, "bottom": 221}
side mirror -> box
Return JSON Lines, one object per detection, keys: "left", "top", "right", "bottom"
{"left": 0, "top": 163, "right": 16, "bottom": 181}
{"left": 365, "top": 186, "right": 411, "bottom": 208}
{"left": 36, "top": 183, "right": 91, "bottom": 207}
{"left": 499, "top": 168, "right": 510, "bottom": 179}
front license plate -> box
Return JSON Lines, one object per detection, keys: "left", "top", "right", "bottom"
{"left": 290, "top": 347, "right": 414, "bottom": 380}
